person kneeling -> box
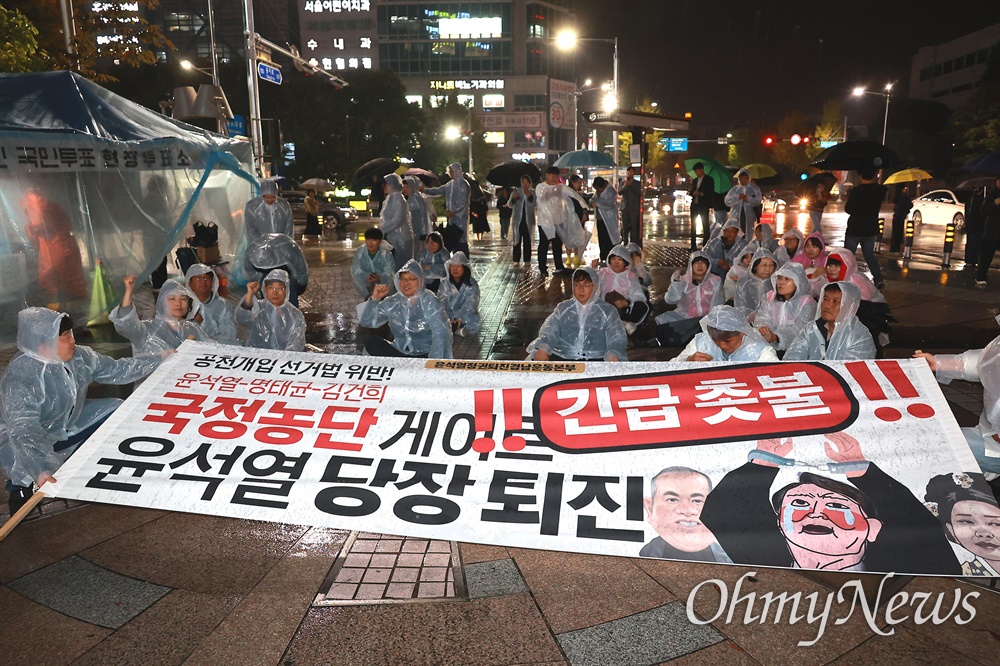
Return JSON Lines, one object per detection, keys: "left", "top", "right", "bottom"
{"left": 360, "top": 260, "right": 453, "bottom": 359}
{"left": 236, "top": 269, "right": 306, "bottom": 351}
{"left": 784, "top": 282, "right": 876, "bottom": 361}
{"left": 527, "top": 267, "right": 628, "bottom": 362}
{"left": 673, "top": 305, "right": 778, "bottom": 362}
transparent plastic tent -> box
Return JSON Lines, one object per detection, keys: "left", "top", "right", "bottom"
{"left": 0, "top": 71, "right": 255, "bottom": 335}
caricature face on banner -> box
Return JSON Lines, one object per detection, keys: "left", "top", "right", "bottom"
{"left": 47, "top": 341, "right": 984, "bottom": 577}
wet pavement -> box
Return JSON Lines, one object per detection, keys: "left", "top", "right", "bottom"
{"left": 1, "top": 209, "right": 999, "bottom": 665}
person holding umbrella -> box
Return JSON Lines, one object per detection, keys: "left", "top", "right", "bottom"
{"left": 689, "top": 163, "right": 715, "bottom": 249}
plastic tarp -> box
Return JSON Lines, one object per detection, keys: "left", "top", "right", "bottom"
{"left": 0, "top": 71, "right": 255, "bottom": 335}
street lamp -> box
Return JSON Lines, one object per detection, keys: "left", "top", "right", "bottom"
{"left": 180, "top": 60, "right": 212, "bottom": 77}
{"left": 446, "top": 107, "right": 473, "bottom": 176}
{"left": 852, "top": 83, "right": 893, "bottom": 145}
{"left": 555, "top": 30, "right": 619, "bottom": 166}
{"left": 179, "top": 59, "right": 232, "bottom": 134}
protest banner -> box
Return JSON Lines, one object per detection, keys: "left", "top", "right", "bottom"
{"left": 47, "top": 341, "right": 988, "bottom": 576}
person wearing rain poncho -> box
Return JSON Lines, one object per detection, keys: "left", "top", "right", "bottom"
{"left": 723, "top": 168, "right": 762, "bottom": 235}
{"left": 351, "top": 227, "right": 396, "bottom": 300}
{"left": 506, "top": 175, "right": 536, "bottom": 265}
{"left": 734, "top": 247, "right": 777, "bottom": 319}
{"left": 535, "top": 167, "right": 589, "bottom": 276}
{"left": 784, "top": 282, "right": 876, "bottom": 361}
{"left": 810, "top": 247, "right": 885, "bottom": 303}
{"left": 0, "top": 308, "right": 163, "bottom": 513}
{"left": 244, "top": 178, "right": 293, "bottom": 249}
{"left": 753, "top": 262, "right": 816, "bottom": 353}
{"left": 360, "top": 260, "right": 454, "bottom": 359}
{"left": 592, "top": 244, "right": 649, "bottom": 336}
{"left": 915, "top": 316, "right": 1000, "bottom": 480}
{"left": 750, "top": 223, "right": 779, "bottom": 253}
{"left": 703, "top": 218, "right": 749, "bottom": 278}
{"left": 626, "top": 243, "right": 653, "bottom": 290}
{"left": 437, "top": 252, "right": 481, "bottom": 338}
{"left": 380, "top": 174, "right": 415, "bottom": 270}
{"left": 775, "top": 228, "right": 805, "bottom": 265}
{"left": 649, "top": 251, "right": 724, "bottom": 347}
{"left": 424, "top": 162, "right": 471, "bottom": 257}
{"left": 592, "top": 177, "right": 621, "bottom": 262}
{"left": 243, "top": 232, "right": 310, "bottom": 308}
{"left": 672, "top": 305, "right": 779, "bottom": 363}
{"left": 184, "top": 263, "right": 240, "bottom": 346}
{"left": 724, "top": 246, "right": 756, "bottom": 303}
{"left": 415, "top": 231, "right": 450, "bottom": 293}
{"left": 794, "top": 230, "right": 829, "bottom": 281}
{"left": 236, "top": 269, "right": 306, "bottom": 352}
{"left": 526, "top": 267, "right": 628, "bottom": 362}
{"left": 403, "top": 176, "right": 433, "bottom": 239}
{"left": 110, "top": 276, "right": 209, "bottom": 359}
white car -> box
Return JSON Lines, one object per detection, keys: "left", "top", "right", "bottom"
{"left": 908, "top": 189, "right": 967, "bottom": 231}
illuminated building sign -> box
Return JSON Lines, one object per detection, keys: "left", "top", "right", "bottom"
{"left": 482, "top": 94, "right": 505, "bottom": 109}
{"left": 512, "top": 152, "right": 546, "bottom": 161}
{"left": 483, "top": 131, "right": 505, "bottom": 144}
{"left": 304, "top": 0, "right": 371, "bottom": 12}
{"left": 405, "top": 95, "right": 423, "bottom": 108}
{"left": 429, "top": 79, "right": 505, "bottom": 90}
{"left": 299, "top": 0, "right": 377, "bottom": 71}
{"left": 438, "top": 17, "right": 502, "bottom": 39}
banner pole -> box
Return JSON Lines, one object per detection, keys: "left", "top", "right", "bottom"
{"left": 0, "top": 492, "right": 48, "bottom": 541}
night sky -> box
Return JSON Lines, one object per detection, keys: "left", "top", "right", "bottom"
{"left": 569, "top": 0, "right": 1000, "bottom": 129}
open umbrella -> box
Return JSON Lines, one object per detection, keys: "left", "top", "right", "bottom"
{"left": 553, "top": 149, "right": 616, "bottom": 169}
{"left": 810, "top": 140, "right": 899, "bottom": 171}
{"left": 402, "top": 168, "right": 440, "bottom": 187}
{"left": 960, "top": 151, "right": 1000, "bottom": 175}
{"left": 740, "top": 163, "right": 778, "bottom": 180}
{"left": 883, "top": 168, "right": 933, "bottom": 185}
{"left": 485, "top": 160, "right": 542, "bottom": 188}
{"left": 684, "top": 157, "right": 731, "bottom": 195}
{"left": 300, "top": 177, "right": 335, "bottom": 192}
{"left": 351, "top": 157, "right": 399, "bottom": 191}
{"left": 798, "top": 171, "right": 838, "bottom": 194}
{"left": 956, "top": 176, "right": 996, "bottom": 191}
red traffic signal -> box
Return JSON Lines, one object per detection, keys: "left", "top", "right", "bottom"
{"left": 764, "top": 136, "right": 775, "bottom": 146}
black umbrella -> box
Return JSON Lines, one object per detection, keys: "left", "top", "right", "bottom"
{"left": 485, "top": 160, "right": 542, "bottom": 188}
{"left": 401, "top": 167, "right": 440, "bottom": 187}
{"left": 960, "top": 151, "right": 1000, "bottom": 175}
{"left": 810, "top": 141, "right": 899, "bottom": 172}
{"left": 351, "top": 157, "right": 399, "bottom": 191}
{"left": 438, "top": 172, "right": 488, "bottom": 203}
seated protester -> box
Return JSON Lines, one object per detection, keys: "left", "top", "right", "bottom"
{"left": 754, "top": 262, "right": 816, "bottom": 353}
{"left": 236, "top": 269, "right": 306, "bottom": 351}
{"left": 775, "top": 228, "right": 804, "bottom": 265}
{"left": 244, "top": 232, "right": 309, "bottom": 308}
{"left": 724, "top": 246, "right": 756, "bottom": 303}
{"left": 110, "top": 276, "right": 209, "bottom": 358}
{"left": 793, "top": 230, "right": 829, "bottom": 281}
{"left": 592, "top": 244, "right": 649, "bottom": 335}
{"left": 415, "top": 231, "right": 450, "bottom": 293}
{"left": 811, "top": 247, "right": 885, "bottom": 303}
{"left": 672, "top": 305, "right": 779, "bottom": 362}
{"left": 784, "top": 281, "right": 876, "bottom": 361}
{"left": 380, "top": 173, "right": 415, "bottom": 269}
{"left": 0, "top": 308, "right": 163, "bottom": 513}
{"left": 360, "top": 260, "right": 453, "bottom": 359}
{"left": 350, "top": 227, "right": 396, "bottom": 301}
{"left": 650, "top": 251, "right": 724, "bottom": 347}
{"left": 626, "top": 242, "right": 653, "bottom": 290}
{"left": 734, "top": 248, "right": 777, "bottom": 320}
{"left": 526, "top": 267, "right": 628, "bottom": 362}
{"left": 437, "top": 251, "right": 481, "bottom": 337}
{"left": 703, "top": 217, "right": 748, "bottom": 278}
{"left": 185, "top": 263, "right": 240, "bottom": 346}
{"left": 752, "top": 222, "right": 779, "bottom": 253}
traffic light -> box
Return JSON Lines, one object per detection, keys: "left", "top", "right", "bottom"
{"left": 764, "top": 135, "right": 775, "bottom": 146}
{"left": 790, "top": 133, "right": 802, "bottom": 146}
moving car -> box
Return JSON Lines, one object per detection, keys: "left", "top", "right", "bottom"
{"left": 283, "top": 190, "right": 359, "bottom": 234}
{"left": 908, "top": 189, "right": 967, "bottom": 231}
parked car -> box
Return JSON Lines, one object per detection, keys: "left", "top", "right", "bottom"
{"left": 282, "top": 190, "right": 358, "bottom": 234}
{"left": 908, "top": 189, "right": 967, "bottom": 231}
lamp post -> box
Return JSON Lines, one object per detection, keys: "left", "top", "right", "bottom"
{"left": 180, "top": 60, "right": 230, "bottom": 134}
{"left": 555, "top": 31, "right": 619, "bottom": 167}
{"left": 852, "top": 83, "right": 893, "bottom": 145}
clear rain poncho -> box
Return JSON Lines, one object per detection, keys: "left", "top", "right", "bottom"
{"left": 812, "top": 247, "right": 885, "bottom": 303}
{"left": 753, "top": 261, "right": 816, "bottom": 351}
{"left": 734, "top": 247, "right": 777, "bottom": 318}
{"left": 414, "top": 232, "right": 450, "bottom": 283}
{"left": 243, "top": 232, "right": 310, "bottom": 293}
{"left": 703, "top": 218, "right": 749, "bottom": 278}
{"left": 784, "top": 281, "right": 876, "bottom": 361}
{"left": 360, "top": 260, "right": 454, "bottom": 359}
{"left": 593, "top": 184, "right": 622, "bottom": 246}
{"left": 184, "top": 263, "right": 240, "bottom": 346}
{"left": 723, "top": 168, "right": 762, "bottom": 229}
{"left": 380, "top": 174, "right": 415, "bottom": 269}
{"left": 110, "top": 280, "right": 209, "bottom": 356}
{"left": 536, "top": 181, "right": 589, "bottom": 253}
{"left": 235, "top": 269, "right": 306, "bottom": 351}
{"left": 753, "top": 223, "right": 779, "bottom": 253}
{"left": 507, "top": 185, "right": 536, "bottom": 246}
{"left": 0, "top": 308, "right": 161, "bottom": 485}
{"left": 597, "top": 244, "right": 646, "bottom": 305}
{"left": 437, "top": 252, "right": 481, "bottom": 336}
{"left": 404, "top": 176, "right": 433, "bottom": 238}
{"left": 672, "top": 305, "right": 779, "bottom": 362}
{"left": 724, "top": 246, "right": 756, "bottom": 302}
{"left": 793, "top": 230, "right": 829, "bottom": 279}
{"left": 625, "top": 243, "right": 652, "bottom": 287}
{"left": 527, "top": 267, "right": 628, "bottom": 362}
{"left": 351, "top": 240, "right": 396, "bottom": 300}
{"left": 775, "top": 228, "right": 805, "bottom": 265}
{"left": 424, "top": 163, "right": 470, "bottom": 239}
{"left": 660, "top": 251, "right": 724, "bottom": 323}
{"left": 933, "top": 316, "right": 1000, "bottom": 475}
{"left": 244, "top": 179, "right": 294, "bottom": 245}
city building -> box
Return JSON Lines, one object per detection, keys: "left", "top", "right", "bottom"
{"left": 909, "top": 23, "right": 1000, "bottom": 109}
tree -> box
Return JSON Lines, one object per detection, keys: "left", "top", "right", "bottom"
{"left": 0, "top": 4, "right": 47, "bottom": 72}
{"left": 810, "top": 100, "right": 844, "bottom": 161}
{"left": 950, "top": 56, "right": 1000, "bottom": 169}
{"left": 771, "top": 111, "right": 812, "bottom": 171}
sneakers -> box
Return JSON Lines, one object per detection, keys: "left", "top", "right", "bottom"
{"left": 623, "top": 321, "right": 637, "bottom": 335}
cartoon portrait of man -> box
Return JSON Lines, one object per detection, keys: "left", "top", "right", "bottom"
{"left": 700, "top": 432, "right": 962, "bottom": 574}
{"left": 639, "top": 466, "right": 731, "bottom": 563}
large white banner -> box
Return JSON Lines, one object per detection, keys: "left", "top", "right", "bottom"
{"left": 50, "top": 341, "right": 989, "bottom": 576}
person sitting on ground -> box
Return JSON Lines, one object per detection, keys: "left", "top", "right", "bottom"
{"left": 592, "top": 244, "right": 649, "bottom": 336}
{"left": 360, "top": 260, "right": 453, "bottom": 359}
{"left": 810, "top": 247, "right": 884, "bottom": 302}
{"left": 436, "top": 251, "right": 481, "bottom": 338}
{"left": 243, "top": 232, "right": 309, "bottom": 308}
{"left": 649, "top": 251, "right": 724, "bottom": 347}
{"left": 236, "top": 269, "right": 306, "bottom": 352}
{"left": 185, "top": 263, "right": 240, "bottom": 346}
{"left": 403, "top": 176, "right": 432, "bottom": 239}
{"left": 626, "top": 242, "right": 653, "bottom": 290}
{"left": 793, "top": 230, "right": 828, "bottom": 281}
{"left": 753, "top": 262, "right": 816, "bottom": 353}
{"left": 703, "top": 217, "right": 748, "bottom": 278}
{"left": 110, "top": 276, "right": 209, "bottom": 358}
{"left": 752, "top": 223, "right": 779, "bottom": 253}
{"left": 414, "top": 231, "right": 450, "bottom": 293}
{"left": 734, "top": 247, "right": 777, "bottom": 319}
{"left": 380, "top": 174, "right": 415, "bottom": 269}
{"left": 350, "top": 227, "right": 396, "bottom": 300}
{"left": 0, "top": 308, "right": 167, "bottom": 514}
{"left": 672, "top": 305, "right": 779, "bottom": 362}
{"left": 784, "top": 282, "right": 876, "bottom": 361}
{"left": 526, "top": 267, "right": 627, "bottom": 362}
{"left": 724, "top": 246, "right": 756, "bottom": 303}
{"left": 775, "top": 228, "right": 804, "bottom": 265}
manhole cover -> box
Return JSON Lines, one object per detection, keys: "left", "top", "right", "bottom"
{"left": 314, "top": 532, "right": 467, "bottom": 605}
